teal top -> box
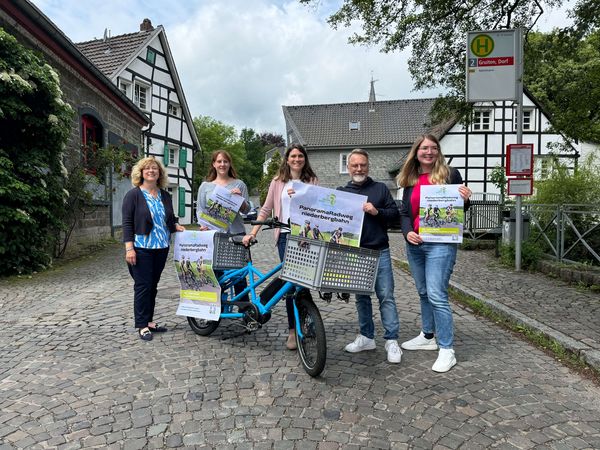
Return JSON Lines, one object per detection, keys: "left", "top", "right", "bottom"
{"left": 134, "top": 189, "right": 170, "bottom": 249}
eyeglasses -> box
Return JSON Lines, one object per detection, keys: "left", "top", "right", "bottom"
{"left": 418, "top": 146, "right": 439, "bottom": 152}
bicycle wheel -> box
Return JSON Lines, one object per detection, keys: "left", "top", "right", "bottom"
{"left": 295, "top": 292, "right": 326, "bottom": 377}
{"left": 187, "top": 316, "right": 220, "bottom": 336}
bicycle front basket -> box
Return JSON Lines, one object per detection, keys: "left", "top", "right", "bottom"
{"left": 213, "top": 233, "right": 249, "bottom": 270}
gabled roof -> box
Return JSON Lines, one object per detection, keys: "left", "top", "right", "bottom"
{"left": 283, "top": 98, "right": 451, "bottom": 148}
{"left": 76, "top": 30, "right": 156, "bottom": 78}
{"left": 76, "top": 24, "right": 201, "bottom": 153}
{"left": 1, "top": 0, "right": 150, "bottom": 126}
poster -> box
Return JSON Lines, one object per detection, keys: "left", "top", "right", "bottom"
{"left": 197, "top": 185, "right": 245, "bottom": 231}
{"left": 289, "top": 183, "right": 366, "bottom": 247}
{"left": 174, "top": 230, "right": 221, "bottom": 320}
{"left": 419, "top": 184, "right": 464, "bottom": 243}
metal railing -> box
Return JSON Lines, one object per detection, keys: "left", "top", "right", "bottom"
{"left": 464, "top": 193, "right": 503, "bottom": 239}
{"left": 524, "top": 204, "right": 600, "bottom": 265}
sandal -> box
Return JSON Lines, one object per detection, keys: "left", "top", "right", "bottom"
{"left": 139, "top": 327, "right": 153, "bottom": 341}
{"left": 148, "top": 323, "right": 167, "bottom": 333}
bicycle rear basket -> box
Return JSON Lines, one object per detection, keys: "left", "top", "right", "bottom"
{"left": 213, "top": 233, "right": 249, "bottom": 270}
{"left": 281, "top": 235, "right": 380, "bottom": 294}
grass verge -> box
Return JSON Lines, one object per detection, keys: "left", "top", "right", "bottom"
{"left": 393, "top": 258, "right": 600, "bottom": 385}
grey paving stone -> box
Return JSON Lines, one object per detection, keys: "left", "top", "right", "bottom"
{"left": 0, "top": 233, "right": 599, "bottom": 450}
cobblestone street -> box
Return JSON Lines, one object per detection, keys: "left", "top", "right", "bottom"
{"left": 1, "top": 230, "right": 600, "bottom": 449}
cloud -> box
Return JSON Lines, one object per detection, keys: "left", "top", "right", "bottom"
{"left": 33, "top": 0, "right": 574, "bottom": 136}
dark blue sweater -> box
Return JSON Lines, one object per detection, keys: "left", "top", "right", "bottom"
{"left": 338, "top": 177, "right": 400, "bottom": 250}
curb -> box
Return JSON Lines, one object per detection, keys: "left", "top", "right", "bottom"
{"left": 392, "top": 255, "right": 600, "bottom": 373}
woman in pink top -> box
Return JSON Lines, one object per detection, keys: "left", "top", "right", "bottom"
{"left": 243, "top": 143, "right": 318, "bottom": 350}
{"left": 397, "top": 134, "right": 471, "bottom": 373}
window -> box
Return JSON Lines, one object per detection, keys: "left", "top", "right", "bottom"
{"left": 472, "top": 110, "right": 492, "bottom": 131}
{"left": 134, "top": 83, "right": 149, "bottom": 110}
{"left": 535, "top": 156, "right": 553, "bottom": 179}
{"left": 168, "top": 102, "right": 179, "bottom": 117}
{"left": 349, "top": 121, "right": 360, "bottom": 131}
{"left": 163, "top": 144, "right": 178, "bottom": 167}
{"left": 146, "top": 48, "right": 156, "bottom": 64}
{"left": 339, "top": 153, "right": 349, "bottom": 174}
{"left": 81, "top": 114, "right": 103, "bottom": 175}
{"left": 514, "top": 109, "right": 534, "bottom": 131}
{"left": 118, "top": 80, "right": 131, "bottom": 97}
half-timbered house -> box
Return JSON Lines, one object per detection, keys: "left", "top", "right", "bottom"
{"left": 283, "top": 83, "right": 578, "bottom": 197}
{"left": 77, "top": 19, "right": 200, "bottom": 224}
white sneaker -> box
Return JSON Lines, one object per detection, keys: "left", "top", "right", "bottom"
{"left": 401, "top": 332, "right": 438, "bottom": 351}
{"left": 385, "top": 340, "right": 402, "bottom": 363}
{"left": 344, "top": 335, "right": 376, "bottom": 353}
{"left": 432, "top": 348, "right": 456, "bottom": 373}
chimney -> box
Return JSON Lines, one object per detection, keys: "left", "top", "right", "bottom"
{"left": 140, "top": 18, "right": 154, "bottom": 32}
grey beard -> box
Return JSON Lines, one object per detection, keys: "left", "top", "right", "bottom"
{"left": 351, "top": 174, "right": 367, "bottom": 184}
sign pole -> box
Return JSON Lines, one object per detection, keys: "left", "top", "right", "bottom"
{"left": 514, "top": 27, "right": 524, "bottom": 271}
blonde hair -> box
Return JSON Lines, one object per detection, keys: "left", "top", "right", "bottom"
{"left": 396, "top": 134, "right": 450, "bottom": 188}
{"left": 130, "top": 156, "right": 168, "bottom": 189}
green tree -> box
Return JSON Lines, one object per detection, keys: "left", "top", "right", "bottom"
{"left": 532, "top": 154, "right": 600, "bottom": 205}
{"left": 240, "top": 128, "right": 266, "bottom": 193}
{"left": 192, "top": 115, "right": 246, "bottom": 192}
{"left": 299, "top": 0, "right": 600, "bottom": 142}
{"left": 259, "top": 151, "right": 282, "bottom": 205}
{"left": 524, "top": 30, "right": 600, "bottom": 143}
{"left": 0, "top": 28, "right": 73, "bottom": 274}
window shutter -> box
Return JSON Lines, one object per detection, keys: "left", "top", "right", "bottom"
{"left": 178, "top": 187, "right": 186, "bottom": 217}
{"left": 163, "top": 144, "right": 169, "bottom": 166}
{"left": 178, "top": 147, "right": 187, "bottom": 168}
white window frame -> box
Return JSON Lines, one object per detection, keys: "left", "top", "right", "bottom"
{"left": 514, "top": 108, "right": 535, "bottom": 131}
{"left": 118, "top": 80, "right": 131, "bottom": 97}
{"left": 349, "top": 121, "right": 360, "bottom": 131}
{"left": 168, "top": 102, "right": 179, "bottom": 117}
{"left": 339, "top": 153, "right": 349, "bottom": 174}
{"left": 168, "top": 144, "right": 177, "bottom": 166}
{"left": 472, "top": 109, "right": 492, "bottom": 131}
{"left": 134, "top": 82, "right": 150, "bottom": 111}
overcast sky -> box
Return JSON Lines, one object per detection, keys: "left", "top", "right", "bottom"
{"left": 32, "top": 0, "right": 573, "bottom": 136}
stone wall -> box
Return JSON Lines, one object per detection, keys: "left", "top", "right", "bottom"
{"left": 537, "top": 259, "right": 600, "bottom": 288}
{"left": 1, "top": 12, "right": 144, "bottom": 256}
{"left": 309, "top": 148, "right": 406, "bottom": 196}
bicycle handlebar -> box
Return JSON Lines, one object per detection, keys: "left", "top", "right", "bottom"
{"left": 249, "top": 217, "right": 290, "bottom": 231}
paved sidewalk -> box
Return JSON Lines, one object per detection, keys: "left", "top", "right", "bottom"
{"left": 1, "top": 230, "right": 600, "bottom": 449}
{"left": 388, "top": 232, "right": 600, "bottom": 373}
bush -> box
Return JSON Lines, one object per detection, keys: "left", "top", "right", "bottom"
{"left": 0, "top": 28, "right": 73, "bottom": 275}
{"left": 529, "top": 154, "right": 600, "bottom": 265}
{"left": 499, "top": 237, "right": 544, "bottom": 270}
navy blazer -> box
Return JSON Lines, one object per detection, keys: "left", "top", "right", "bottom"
{"left": 122, "top": 187, "right": 178, "bottom": 243}
{"left": 399, "top": 168, "right": 470, "bottom": 241}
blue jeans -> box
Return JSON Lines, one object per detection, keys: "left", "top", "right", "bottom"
{"left": 405, "top": 242, "right": 458, "bottom": 349}
{"left": 355, "top": 248, "right": 399, "bottom": 340}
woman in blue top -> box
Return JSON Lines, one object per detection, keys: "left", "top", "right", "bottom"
{"left": 122, "top": 156, "right": 185, "bottom": 341}
{"left": 397, "top": 134, "right": 471, "bottom": 372}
